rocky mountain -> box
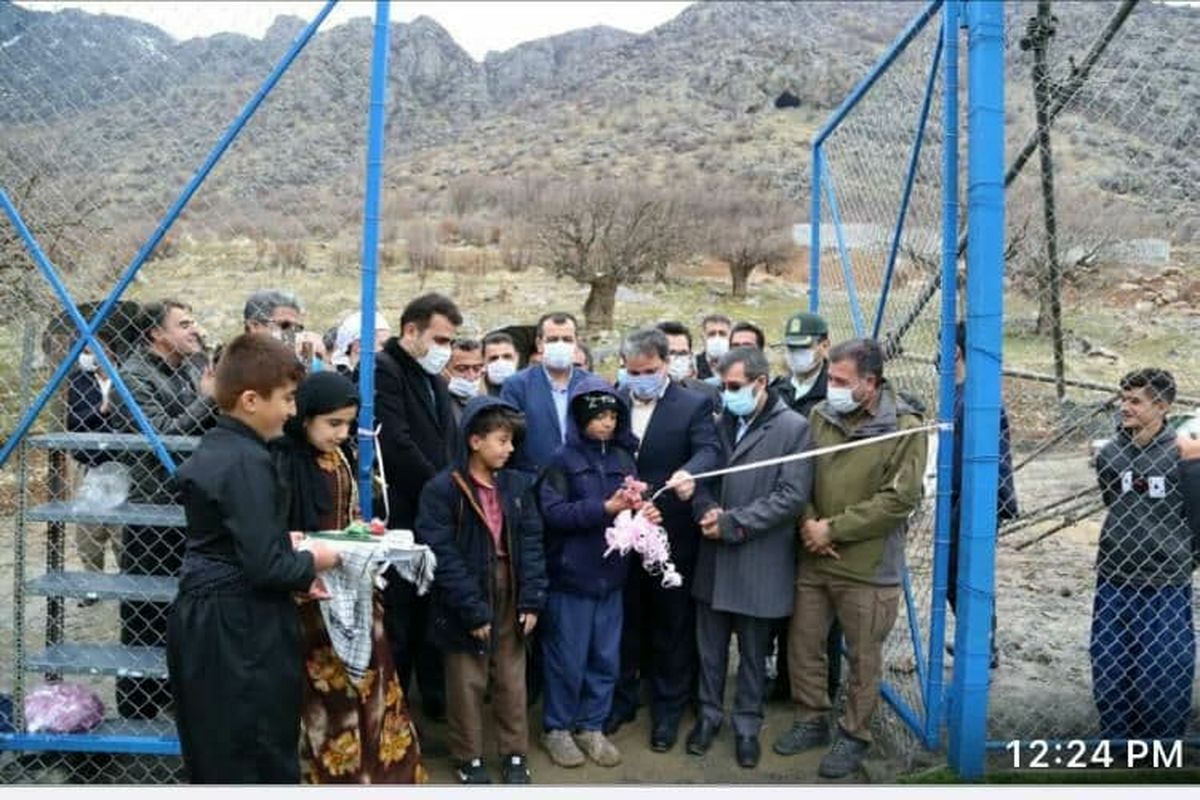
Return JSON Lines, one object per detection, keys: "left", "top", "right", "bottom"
{"left": 0, "top": 0, "right": 1196, "bottom": 254}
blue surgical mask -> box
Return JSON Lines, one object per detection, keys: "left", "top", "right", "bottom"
{"left": 616, "top": 367, "right": 628, "bottom": 387}
{"left": 703, "top": 375, "right": 720, "bottom": 387}
{"left": 628, "top": 372, "right": 666, "bottom": 401}
{"left": 543, "top": 341, "right": 575, "bottom": 371}
{"left": 310, "top": 356, "right": 324, "bottom": 373}
{"left": 827, "top": 385, "right": 860, "bottom": 414}
{"left": 722, "top": 385, "right": 758, "bottom": 417}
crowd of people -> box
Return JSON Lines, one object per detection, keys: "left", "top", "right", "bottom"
{"left": 60, "top": 288, "right": 1199, "bottom": 785}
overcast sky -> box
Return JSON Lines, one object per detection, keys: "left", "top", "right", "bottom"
{"left": 16, "top": 1, "right": 695, "bottom": 60}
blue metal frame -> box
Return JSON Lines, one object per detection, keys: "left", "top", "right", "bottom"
{"left": 821, "top": 166, "right": 866, "bottom": 337}
{"left": 0, "top": 192, "right": 175, "bottom": 475}
{"left": 356, "top": 0, "right": 391, "bottom": 520}
{"left": 0, "top": 733, "right": 180, "bottom": 757}
{"left": 948, "top": 0, "right": 1006, "bottom": 781}
{"left": 809, "top": 148, "right": 822, "bottom": 314}
{"left": 813, "top": 0, "right": 944, "bottom": 149}
{"left": 0, "top": 0, "right": 339, "bottom": 759}
{"left": 873, "top": 26, "right": 945, "bottom": 339}
{"left": 925, "top": 0, "right": 960, "bottom": 750}
{"left": 0, "top": 0, "right": 339, "bottom": 475}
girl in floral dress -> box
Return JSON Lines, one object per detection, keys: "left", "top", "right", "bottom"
{"left": 276, "top": 371, "right": 426, "bottom": 784}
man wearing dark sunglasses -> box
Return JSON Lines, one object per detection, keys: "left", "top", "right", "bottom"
{"left": 687, "top": 346, "right": 812, "bottom": 769}
{"left": 243, "top": 289, "right": 305, "bottom": 346}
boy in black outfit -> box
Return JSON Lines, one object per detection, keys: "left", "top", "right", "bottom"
{"left": 167, "top": 333, "right": 341, "bottom": 784}
{"left": 416, "top": 395, "right": 548, "bottom": 785}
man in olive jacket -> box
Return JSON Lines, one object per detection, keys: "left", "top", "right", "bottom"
{"left": 772, "top": 338, "right": 927, "bottom": 779}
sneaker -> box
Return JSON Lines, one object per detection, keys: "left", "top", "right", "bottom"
{"left": 574, "top": 729, "right": 622, "bottom": 767}
{"left": 456, "top": 757, "right": 491, "bottom": 784}
{"left": 541, "top": 729, "right": 586, "bottom": 768}
{"left": 500, "top": 753, "right": 531, "bottom": 784}
{"left": 818, "top": 730, "right": 870, "bottom": 779}
{"left": 773, "top": 719, "right": 831, "bottom": 756}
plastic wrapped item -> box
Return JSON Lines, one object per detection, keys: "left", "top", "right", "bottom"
{"left": 71, "top": 461, "right": 130, "bottom": 512}
{"left": 24, "top": 682, "right": 105, "bottom": 733}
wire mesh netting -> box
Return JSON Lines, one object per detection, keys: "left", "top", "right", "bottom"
{"left": 809, "top": 3, "right": 948, "bottom": 762}
{"left": 0, "top": 3, "right": 376, "bottom": 783}
{"left": 814, "top": 0, "right": 1199, "bottom": 763}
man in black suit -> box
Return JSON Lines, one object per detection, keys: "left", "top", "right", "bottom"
{"left": 373, "top": 292, "right": 462, "bottom": 720}
{"left": 607, "top": 327, "right": 724, "bottom": 752}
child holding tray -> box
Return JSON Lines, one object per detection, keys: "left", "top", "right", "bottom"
{"left": 275, "top": 370, "right": 426, "bottom": 784}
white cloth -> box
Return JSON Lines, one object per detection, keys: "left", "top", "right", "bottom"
{"left": 305, "top": 531, "right": 436, "bottom": 681}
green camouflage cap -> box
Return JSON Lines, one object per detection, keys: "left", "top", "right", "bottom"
{"left": 782, "top": 311, "right": 829, "bottom": 347}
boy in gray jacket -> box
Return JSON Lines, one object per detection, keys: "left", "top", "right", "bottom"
{"left": 1092, "top": 368, "right": 1195, "bottom": 740}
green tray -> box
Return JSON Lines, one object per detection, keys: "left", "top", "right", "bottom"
{"left": 307, "top": 529, "right": 377, "bottom": 543}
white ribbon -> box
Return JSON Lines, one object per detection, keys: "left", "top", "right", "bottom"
{"left": 650, "top": 421, "right": 951, "bottom": 501}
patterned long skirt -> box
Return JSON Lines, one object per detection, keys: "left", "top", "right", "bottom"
{"left": 298, "top": 593, "right": 427, "bottom": 784}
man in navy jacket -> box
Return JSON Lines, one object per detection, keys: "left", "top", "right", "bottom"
{"left": 501, "top": 312, "right": 592, "bottom": 474}
{"left": 607, "top": 328, "right": 723, "bottom": 752}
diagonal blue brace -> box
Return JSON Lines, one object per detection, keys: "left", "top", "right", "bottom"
{"left": 0, "top": 0, "right": 339, "bottom": 473}
{"left": 873, "top": 22, "right": 944, "bottom": 339}
{"left": 821, "top": 164, "right": 867, "bottom": 337}
{"left": 0, "top": 191, "right": 175, "bottom": 473}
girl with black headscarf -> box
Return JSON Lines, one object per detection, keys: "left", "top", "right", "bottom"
{"left": 276, "top": 371, "right": 426, "bottom": 784}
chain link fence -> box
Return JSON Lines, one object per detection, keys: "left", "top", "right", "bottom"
{"left": 987, "top": 0, "right": 1200, "bottom": 755}
{"left": 813, "top": 0, "right": 1199, "bottom": 767}
{"left": 2, "top": 0, "right": 1198, "bottom": 785}
{"left": 0, "top": 3, "right": 377, "bottom": 782}
{"left": 807, "top": 0, "right": 948, "bottom": 765}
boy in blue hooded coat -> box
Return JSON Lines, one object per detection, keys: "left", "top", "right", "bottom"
{"left": 537, "top": 376, "right": 662, "bottom": 768}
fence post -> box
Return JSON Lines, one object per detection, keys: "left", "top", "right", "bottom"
{"left": 926, "top": 0, "right": 959, "bottom": 749}
{"left": 948, "top": 0, "right": 1005, "bottom": 780}
{"left": 357, "top": 0, "right": 391, "bottom": 519}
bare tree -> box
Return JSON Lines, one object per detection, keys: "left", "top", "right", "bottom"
{"left": 535, "top": 181, "right": 692, "bottom": 330}
{"left": 697, "top": 181, "right": 798, "bottom": 299}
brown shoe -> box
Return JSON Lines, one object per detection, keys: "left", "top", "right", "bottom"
{"left": 574, "top": 730, "right": 622, "bottom": 767}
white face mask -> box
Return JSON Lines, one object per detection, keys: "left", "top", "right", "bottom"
{"left": 705, "top": 335, "right": 730, "bottom": 360}
{"left": 77, "top": 353, "right": 98, "bottom": 373}
{"left": 667, "top": 354, "right": 693, "bottom": 382}
{"left": 827, "top": 385, "right": 860, "bottom": 414}
{"left": 543, "top": 340, "right": 575, "bottom": 371}
{"left": 786, "top": 348, "right": 817, "bottom": 375}
{"left": 486, "top": 359, "right": 517, "bottom": 386}
{"left": 448, "top": 376, "right": 479, "bottom": 399}
{"left": 418, "top": 344, "right": 452, "bottom": 376}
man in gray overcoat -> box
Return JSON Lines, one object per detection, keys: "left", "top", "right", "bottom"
{"left": 687, "top": 346, "right": 813, "bottom": 769}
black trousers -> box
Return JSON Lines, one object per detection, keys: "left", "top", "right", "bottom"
{"left": 611, "top": 562, "right": 698, "bottom": 727}
{"left": 383, "top": 572, "right": 446, "bottom": 713}
{"left": 168, "top": 587, "right": 304, "bottom": 783}
{"left": 118, "top": 524, "right": 183, "bottom": 719}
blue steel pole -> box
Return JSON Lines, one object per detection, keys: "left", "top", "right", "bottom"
{"left": 0, "top": 0, "right": 339, "bottom": 473}
{"left": 809, "top": 147, "right": 823, "bottom": 313}
{"left": 813, "top": 0, "right": 943, "bottom": 148}
{"left": 926, "top": 0, "right": 959, "bottom": 750}
{"left": 0, "top": 191, "right": 176, "bottom": 475}
{"left": 949, "top": 0, "right": 1005, "bottom": 781}
{"left": 357, "top": 0, "right": 391, "bottom": 521}
{"left": 873, "top": 29, "right": 944, "bottom": 339}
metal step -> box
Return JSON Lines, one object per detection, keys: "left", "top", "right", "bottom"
{"left": 25, "top": 432, "right": 199, "bottom": 453}
{"left": 26, "top": 572, "right": 178, "bottom": 603}
{"left": 25, "top": 643, "right": 168, "bottom": 680}
{"left": 25, "top": 502, "right": 184, "bottom": 527}
{"left": 0, "top": 718, "right": 179, "bottom": 755}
